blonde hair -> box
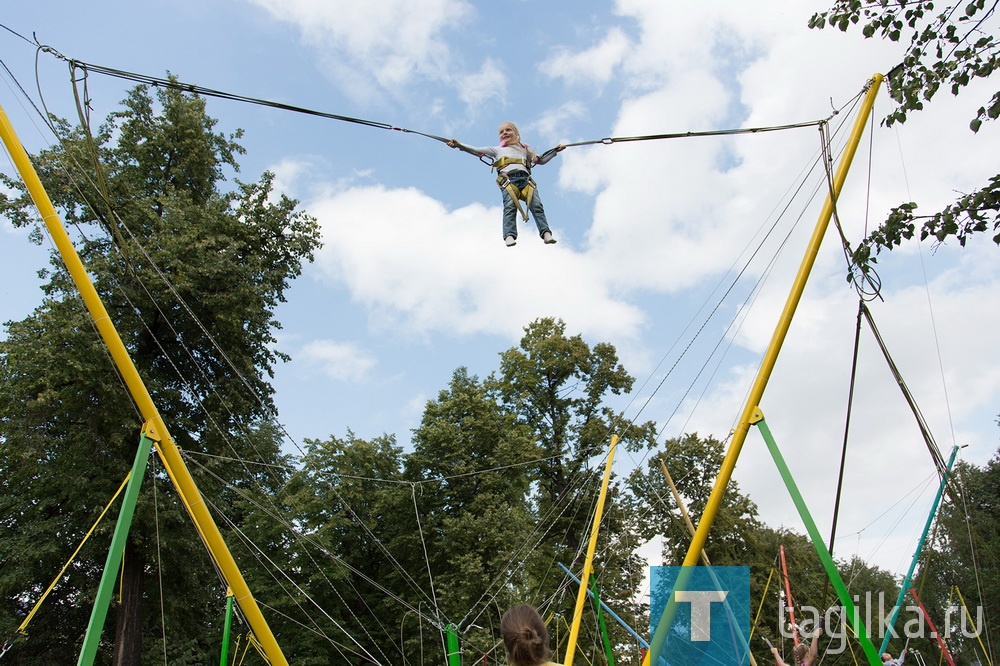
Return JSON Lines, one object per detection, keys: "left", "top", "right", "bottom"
{"left": 501, "top": 604, "right": 551, "bottom": 666}
{"left": 499, "top": 121, "right": 539, "bottom": 162}
{"left": 793, "top": 643, "right": 809, "bottom": 664}
{"left": 499, "top": 121, "right": 521, "bottom": 143}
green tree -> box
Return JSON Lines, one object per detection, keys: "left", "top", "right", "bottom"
{"left": 495, "top": 318, "right": 658, "bottom": 664}
{"left": 914, "top": 454, "right": 999, "bottom": 666}
{"left": 402, "top": 367, "right": 538, "bottom": 664}
{"left": 272, "top": 431, "right": 412, "bottom": 665}
{"left": 627, "top": 435, "right": 765, "bottom": 568}
{"left": 809, "top": 1, "right": 1000, "bottom": 272}
{"left": 0, "top": 82, "right": 320, "bottom": 664}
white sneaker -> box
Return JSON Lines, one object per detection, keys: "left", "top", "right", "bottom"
{"left": 542, "top": 231, "right": 557, "bottom": 244}
{"left": 505, "top": 236, "right": 517, "bottom": 247}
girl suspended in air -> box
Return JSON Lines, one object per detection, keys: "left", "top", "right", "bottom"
{"left": 448, "top": 122, "right": 564, "bottom": 247}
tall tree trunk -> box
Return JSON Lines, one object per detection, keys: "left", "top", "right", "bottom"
{"left": 113, "top": 539, "right": 145, "bottom": 666}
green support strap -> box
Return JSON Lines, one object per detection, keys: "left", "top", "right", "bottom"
{"left": 753, "top": 411, "right": 881, "bottom": 666}
{"left": 77, "top": 431, "right": 155, "bottom": 666}
{"left": 589, "top": 574, "right": 616, "bottom": 666}
{"left": 446, "top": 623, "right": 461, "bottom": 666}
{"left": 220, "top": 589, "right": 235, "bottom": 666}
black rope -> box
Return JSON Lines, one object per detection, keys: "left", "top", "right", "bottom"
{"left": 27, "top": 40, "right": 849, "bottom": 161}
{"left": 535, "top": 120, "right": 829, "bottom": 163}
{"left": 822, "top": 300, "right": 865, "bottom": 611}
{"left": 860, "top": 302, "right": 948, "bottom": 475}
{"left": 29, "top": 42, "right": 456, "bottom": 144}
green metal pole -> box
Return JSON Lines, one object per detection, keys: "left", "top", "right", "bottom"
{"left": 754, "top": 411, "right": 881, "bottom": 666}
{"left": 220, "top": 588, "right": 235, "bottom": 666}
{"left": 446, "top": 623, "right": 461, "bottom": 666}
{"left": 645, "top": 73, "right": 883, "bottom": 666}
{"left": 0, "top": 100, "right": 289, "bottom": 666}
{"left": 590, "top": 574, "right": 616, "bottom": 666}
{"left": 878, "top": 445, "right": 959, "bottom": 654}
{"left": 77, "top": 429, "right": 155, "bottom": 666}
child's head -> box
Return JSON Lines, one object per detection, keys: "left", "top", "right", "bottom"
{"left": 498, "top": 121, "right": 521, "bottom": 146}
{"left": 793, "top": 643, "right": 809, "bottom": 664}
{"left": 501, "top": 604, "right": 550, "bottom": 666}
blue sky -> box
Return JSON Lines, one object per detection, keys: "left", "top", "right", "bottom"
{"left": 2, "top": 0, "right": 999, "bottom": 580}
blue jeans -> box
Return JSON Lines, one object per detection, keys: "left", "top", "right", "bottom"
{"left": 501, "top": 173, "right": 551, "bottom": 240}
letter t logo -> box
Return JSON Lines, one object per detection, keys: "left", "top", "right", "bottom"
{"left": 675, "top": 590, "right": 729, "bottom": 641}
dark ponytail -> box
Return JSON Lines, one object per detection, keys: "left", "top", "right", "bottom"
{"left": 501, "top": 604, "right": 551, "bottom": 666}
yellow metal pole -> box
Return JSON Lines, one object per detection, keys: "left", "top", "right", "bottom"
{"left": 563, "top": 435, "right": 619, "bottom": 666}
{"left": 954, "top": 586, "right": 993, "bottom": 666}
{"left": 643, "top": 73, "right": 884, "bottom": 666}
{"left": 0, "top": 102, "right": 289, "bottom": 666}
{"left": 682, "top": 72, "right": 883, "bottom": 567}
{"left": 659, "top": 459, "right": 759, "bottom": 666}
{"left": 659, "top": 459, "right": 712, "bottom": 568}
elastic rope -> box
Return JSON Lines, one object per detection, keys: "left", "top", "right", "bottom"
{"left": 546, "top": 117, "right": 829, "bottom": 155}
{"left": 32, "top": 42, "right": 847, "bottom": 160}
{"left": 822, "top": 300, "right": 865, "bottom": 610}
{"left": 859, "top": 304, "right": 948, "bottom": 473}
{"left": 15, "top": 472, "right": 132, "bottom": 635}
{"left": 750, "top": 565, "right": 776, "bottom": 641}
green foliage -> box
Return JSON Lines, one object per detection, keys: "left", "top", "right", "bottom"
{"left": 914, "top": 454, "right": 1000, "bottom": 665}
{"left": 809, "top": 1, "right": 1000, "bottom": 271}
{"left": 403, "top": 368, "right": 539, "bottom": 662}
{"left": 493, "top": 318, "right": 657, "bottom": 662}
{"left": 0, "top": 81, "right": 319, "bottom": 664}
{"left": 267, "top": 431, "right": 411, "bottom": 665}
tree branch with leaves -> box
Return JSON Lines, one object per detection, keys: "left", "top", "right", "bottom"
{"left": 809, "top": 0, "right": 1000, "bottom": 273}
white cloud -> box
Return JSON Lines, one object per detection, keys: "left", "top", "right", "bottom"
{"left": 534, "top": 102, "right": 587, "bottom": 142}
{"left": 268, "top": 158, "right": 312, "bottom": 200}
{"left": 306, "top": 184, "right": 646, "bottom": 348}
{"left": 298, "top": 339, "right": 377, "bottom": 382}
{"left": 540, "top": 26, "right": 633, "bottom": 88}
{"left": 456, "top": 58, "right": 507, "bottom": 110}
{"left": 247, "top": 0, "right": 487, "bottom": 106}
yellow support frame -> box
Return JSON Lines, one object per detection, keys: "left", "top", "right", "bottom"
{"left": 0, "top": 102, "right": 289, "bottom": 665}
{"left": 644, "top": 73, "right": 884, "bottom": 666}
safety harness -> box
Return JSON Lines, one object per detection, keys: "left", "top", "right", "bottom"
{"left": 492, "top": 155, "right": 536, "bottom": 222}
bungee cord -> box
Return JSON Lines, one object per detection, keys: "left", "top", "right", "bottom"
{"left": 193, "top": 476, "right": 391, "bottom": 664}
{"left": 535, "top": 117, "right": 845, "bottom": 164}
{"left": 6, "top": 28, "right": 858, "bottom": 167}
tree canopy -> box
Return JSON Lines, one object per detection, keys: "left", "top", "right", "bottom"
{"left": 809, "top": 0, "right": 1000, "bottom": 271}
{"left": 0, "top": 81, "right": 320, "bottom": 665}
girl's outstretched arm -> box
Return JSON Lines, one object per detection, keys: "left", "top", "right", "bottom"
{"left": 535, "top": 144, "right": 566, "bottom": 165}
{"left": 447, "top": 139, "right": 494, "bottom": 158}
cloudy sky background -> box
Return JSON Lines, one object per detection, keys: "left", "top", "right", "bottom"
{"left": 3, "top": 0, "right": 999, "bottom": 596}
